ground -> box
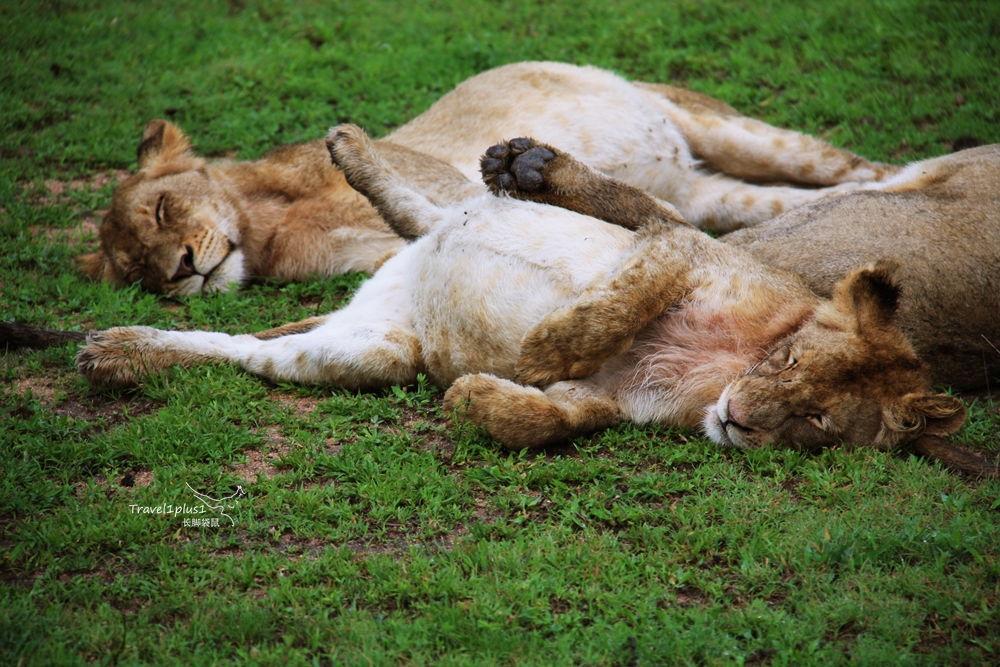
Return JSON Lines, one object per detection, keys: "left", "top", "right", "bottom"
{"left": 2, "top": 1, "right": 1000, "bottom": 665}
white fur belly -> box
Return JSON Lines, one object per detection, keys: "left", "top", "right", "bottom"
{"left": 410, "top": 196, "right": 635, "bottom": 383}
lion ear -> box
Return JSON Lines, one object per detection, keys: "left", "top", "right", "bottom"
{"left": 912, "top": 393, "right": 968, "bottom": 437}
{"left": 137, "top": 119, "right": 204, "bottom": 175}
{"left": 833, "top": 259, "right": 903, "bottom": 331}
{"left": 77, "top": 251, "right": 124, "bottom": 285}
{"left": 887, "top": 392, "right": 967, "bottom": 440}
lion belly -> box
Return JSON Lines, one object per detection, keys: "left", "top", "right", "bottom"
{"left": 408, "top": 196, "right": 635, "bottom": 384}
{"left": 386, "top": 62, "right": 694, "bottom": 195}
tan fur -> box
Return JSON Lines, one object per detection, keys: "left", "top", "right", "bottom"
{"left": 78, "top": 120, "right": 475, "bottom": 295}
{"left": 82, "top": 63, "right": 897, "bottom": 293}
{"left": 723, "top": 145, "right": 1000, "bottom": 391}
{"left": 252, "top": 316, "right": 329, "bottom": 341}
{"left": 438, "top": 136, "right": 967, "bottom": 458}
{"left": 77, "top": 128, "right": 971, "bottom": 475}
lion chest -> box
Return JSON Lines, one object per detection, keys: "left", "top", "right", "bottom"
{"left": 613, "top": 269, "right": 815, "bottom": 428}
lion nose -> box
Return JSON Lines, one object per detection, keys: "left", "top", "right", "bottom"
{"left": 725, "top": 399, "right": 752, "bottom": 430}
{"left": 171, "top": 245, "right": 196, "bottom": 281}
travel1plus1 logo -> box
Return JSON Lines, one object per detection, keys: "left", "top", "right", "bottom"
{"left": 127, "top": 483, "right": 248, "bottom": 528}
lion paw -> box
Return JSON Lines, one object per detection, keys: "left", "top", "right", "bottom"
{"left": 325, "top": 124, "right": 385, "bottom": 198}
{"left": 76, "top": 327, "right": 158, "bottom": 389}
{"left": 444, "top": 373, "right": 567, "bottom": 450}
{"left": 512, "top": 292, "right": 638, "bottom": 387}
{"left": 480, "top": 138, "right": 556, "bottom": 195}
{"left": 513, "top": 346, "right": 606, "bottom": 388}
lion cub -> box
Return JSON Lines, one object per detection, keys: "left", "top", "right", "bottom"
{"left": 80, "top": 62, "right": 896, "bottom": 294}
{"left": 77, "top": 120, "right": 476, "bottom": 295}
{"left": 77, "top": 126, "right": 964, "bottom": 464}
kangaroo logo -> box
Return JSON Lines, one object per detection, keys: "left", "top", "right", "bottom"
{"left": 185, "top": 483, "right": 248, "bottom": 526}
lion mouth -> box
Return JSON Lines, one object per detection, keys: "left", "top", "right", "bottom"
{"left": 199, "top": 249, "right": 230, "bottom": 283}
{"left": 167, "top": 237, "right": 239, "bottom": 295}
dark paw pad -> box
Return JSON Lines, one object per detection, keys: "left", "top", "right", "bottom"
{"left": 508, "top": 137, "right": 534, "bottom": 154}
{"left": 480, "top": 138, "right": 556, "bottom": 194}
{"left": 510, "top": 147, "right": 555, "bottom": 192}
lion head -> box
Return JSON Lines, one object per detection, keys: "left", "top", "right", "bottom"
{"left": 78, "top": 120, "right": 248, "bottom": 295}
{"left": 704, "top": 261, "right": 967, "bottom": 452}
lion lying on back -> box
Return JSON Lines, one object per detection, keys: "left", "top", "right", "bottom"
{"left": 79, "top": 61, "right": 897, "bottom": 295}
{"left": 78, "top": 126, "right": 998, "bottom": 477}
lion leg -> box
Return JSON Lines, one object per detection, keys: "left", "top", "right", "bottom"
{"left": 478, "top": 138, "right": 694, "bottom": 387}
{"left": 78, "top": 260, "right": 422, "bottom": 390}
{"left": 642, "top": 82, "right": 900, "bottom": 185}
{"left": 327, "top": 124, "right": 450, "bottom": 240}
{"left": 481, "top": 137, "right": 690, "bottom": 230}
{"left": 675, "top": 174, "right": 868, "bottom": 233}
{"left": 263, "top": 200, "right": 407, "bottom": 278}
{"left": 444, "top": 374, "right": 620, "bottom": 450}
{"left": 513, "top": 224, "right": 693, "bottom": 386}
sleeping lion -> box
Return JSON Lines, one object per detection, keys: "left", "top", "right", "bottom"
{"left": 78, "top": 126, "right": 992, "bottom": 476}
{"left": 78, "top": 61, "right": 898, "bottom": 295}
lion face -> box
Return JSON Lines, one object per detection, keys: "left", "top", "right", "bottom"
{"left": 78, "top": 120, "right": 247, "bottom": 295}
{"left": 704, "top": 262, "right": 967, "bottom": 451}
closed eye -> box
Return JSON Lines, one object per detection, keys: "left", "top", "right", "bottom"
{"left": 806, "top": 415, "right": 827, "bottom": 430}
{"left": 124, "top": 266, "right": 143, "bottom": 283}
{"left": 154, "top": 194, "right": 165, "bottom": 226}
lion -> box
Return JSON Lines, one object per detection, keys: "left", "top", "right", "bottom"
{"left": 77, "top": 126, "right": 992, "bottom": 476}
{"left": 76, "top": 120, "right": 476, "bottom": 295}
{"left": 78, "top": 61, "right": 898, "bottom": 294}
{"left": 723, "top": 144, "right": 1000, "bottom": 393}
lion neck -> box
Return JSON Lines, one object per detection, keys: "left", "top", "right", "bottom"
{"left": 611, "top": 273, "right": 819, "bottom": 428}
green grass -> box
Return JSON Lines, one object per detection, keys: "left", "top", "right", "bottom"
{"left": 2, "top": 0, "right": 1000, "bottom": 665}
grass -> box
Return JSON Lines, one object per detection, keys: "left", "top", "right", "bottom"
{"left": 2, "top": 0, "right": 1000, "bottom": 664}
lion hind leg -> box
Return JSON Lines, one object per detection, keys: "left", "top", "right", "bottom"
{"left": 327, "top": 124, "right": 448, "bottom": 240}
{"left": 444, "top": 374, "right": 619, "bottom": 450}
{"left": 77, "top": 326, "right": 249, "bottom": 389}
{"left": 651, "top": 88, "right": 899, "bottom": 186}
{"left": 677, "top": 173, "right": 867, "bottom": 233}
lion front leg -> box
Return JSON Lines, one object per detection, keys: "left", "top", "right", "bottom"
{"left": 444, "top": 374, "right": 620, "bottom": 450}
{"left": 77, "top": 326, "right": 228, "bottom": 389}
{"left": 79, "top": 256, "right": 424, "bottom": 390}
{"left": 77, "top": 316, "right": 423, "bottom": 391}
{"left": 514, "top": 223, "right": 694, "bottom": 387}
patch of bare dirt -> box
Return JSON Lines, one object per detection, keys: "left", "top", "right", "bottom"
{"left": 74, "top": 469, "right": 154, "bottom": 499}
{"left": 22, "top": 170, "right": 131, "bottom": 207}
{"left": 271, "top": 392, "right": 323, "bottom": 417}
{"left": 6, "top": 374, "right": 163, "bottom": 425}
{"left": 230, "top": 443, "right": 290, "bottom": 483}
{"left": 127, "top": 470, "right": 154, "bottom": 488}
{"left": 663, "top": 584, "right": 711, "bottom": 608}
{"left": 21, "top": 170, "right": 131, "bottom": 248}
{"left": 396, "top": 403, "right": 456, "bottom": 459}
{"left": 6, "top": 376, "right": 163, "bottom": 427}
{"left": 29, "top": 218, "right": 100, "bottom": 246}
